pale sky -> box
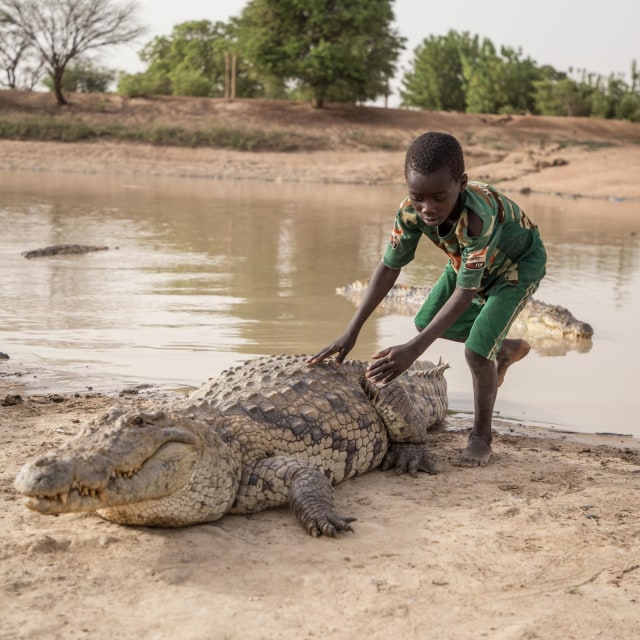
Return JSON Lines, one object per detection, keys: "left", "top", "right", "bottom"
{"left": 112, "top": 0, "right": 639, "bottom": 98}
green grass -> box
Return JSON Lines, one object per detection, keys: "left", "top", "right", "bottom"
{"left": 342, "top": 129, "right": 406, "bottom": 150}
{"left": 0, "top": 115, "right": 330, "bottom": 152}
{"left": 557, "top": 139, "right": 618, "bottom": 151}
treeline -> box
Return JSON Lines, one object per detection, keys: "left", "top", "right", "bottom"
{"left": 1, "top": 0, "right": 639, "bottom": 122}
{"left": 401, "top": 31, "right": 640, "bottom": 121}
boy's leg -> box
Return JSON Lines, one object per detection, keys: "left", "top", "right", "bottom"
{"left": 460, "top": 347, "right": 496, "bottom": 466}
{"left": 460, "top": 281, "right": 540, "bottom": 467}
{"left": 496, "top": 339, "right": 531, "bottom": 387}
{"left": 414, "top": 264, "right": 479, "bottom": 338}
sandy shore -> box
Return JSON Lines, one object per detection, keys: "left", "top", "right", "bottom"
{"left": 2, "top": 138, "right": 640, "bottom": 202}
{"left": 2, "top": 389, "right": 639, "bottom": 639}
{"left": 1, "top": 132, "right": 640, "bottom": 639}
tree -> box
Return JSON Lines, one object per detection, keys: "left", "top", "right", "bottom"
{"left": 401, "top": 31, "right": 478, "bottom": 111}
{"left": 533, "top": 75, "right": 592, "bottom": 117}
{"left": 0, "top": 21, "right": 43, "bottom": 88}
{"left": 401, "top": 31, "right": 541, "bottom": 115}
{"left": 120, "top": 19, "right": 264, "bottom": 98}
{"left": 0, "top": 0, "right": 144, "bottom": 104}
{"left": 493, "top": 46, "right": 540, "bottom": 114}
{"left": 42, "top": 59, "right": 115, "bottom": 93}
{"left": 237, "top": 0, "right": 405, "bottom": 107}
{"left": 461, "top": 38, "right": 503, "bottom": 114}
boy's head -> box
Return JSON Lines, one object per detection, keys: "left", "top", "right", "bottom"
{"left": 404, "top": 132, "right": 467, "bottom": 227}
{"left": 405, "top": 131, "right": 465, "bottom": 181}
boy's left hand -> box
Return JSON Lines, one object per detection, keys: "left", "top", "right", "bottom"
{"left": 365, "top": 345, "right": 417, "bottom": 385}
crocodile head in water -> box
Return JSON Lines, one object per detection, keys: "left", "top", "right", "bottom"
{"left": 14, "top": 406, "right": 240, "bottom": 527}
{"left": 516, "top": 299, "right": 594, "bottom": 340}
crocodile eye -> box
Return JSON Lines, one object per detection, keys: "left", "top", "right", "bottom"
{"left": 132, "top": 416, "right": 145, "bottom": 427}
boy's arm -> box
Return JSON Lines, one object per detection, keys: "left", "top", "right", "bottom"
{"left": 307, "top": 262, "right": 401, "bottom": 364}
{"left": 366, "top": 286, "right": 477, "bottom": 384}
{"left": 408, "top": 286, "right": 477, "bottom": 354}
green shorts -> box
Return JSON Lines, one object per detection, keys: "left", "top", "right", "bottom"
{"left": 414, "top": 264, "right": 541, "bottom": 361}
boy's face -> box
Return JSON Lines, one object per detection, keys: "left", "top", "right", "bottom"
{"left": 406, "top": 168, "right": 467, "bottom": 227}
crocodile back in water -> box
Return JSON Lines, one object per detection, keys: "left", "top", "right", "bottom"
{"left": 15, "top": 355, "right": 449, "bottom": 536}
{"left": 336, "top": 280, "right": 594, "bottom": 355}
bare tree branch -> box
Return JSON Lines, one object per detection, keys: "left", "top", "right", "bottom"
{"left": 0, "top": 0, "right": 144, "bottom": 104}
{"left": 0, "top": 21, "right": 44, "bottom": 88}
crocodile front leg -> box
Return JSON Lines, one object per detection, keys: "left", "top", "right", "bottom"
{"left": 288, "top": 466, "right": 356, "bottom": 537}
{"left": 231, "top": 457, "right": 355, "bottom": 536}
{"left": 360, "top": 362, "right": 448, "bottom": 476}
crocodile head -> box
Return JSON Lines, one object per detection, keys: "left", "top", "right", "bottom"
{"left": 523, "top": 300, "right": 594, "bottom": 340}
{"left": 561, "top": 318, "right": 594, "bottom": 340}
{"left": 14, "top": 406, "right": 240, "bottom": 527}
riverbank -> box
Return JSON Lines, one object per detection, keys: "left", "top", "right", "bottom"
{"left": 1, "top": 93, "right": 640, "bottom": 639}
{"left": 2, "top": 90, "right": 640, "bottom": 200}
{"left": 1, "top": 388, "right": 639, "bottom": 639}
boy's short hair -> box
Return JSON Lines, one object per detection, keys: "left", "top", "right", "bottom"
{"left": 405, "top": 132, "right": 465, "bottom": 181}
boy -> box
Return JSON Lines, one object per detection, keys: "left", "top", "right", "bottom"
{"left": 307, "top": 131, "right": 546, "bottom": 467}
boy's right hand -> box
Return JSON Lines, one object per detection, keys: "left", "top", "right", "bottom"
{"left": 306, "top": 331, "right": 357, "bottom": 366}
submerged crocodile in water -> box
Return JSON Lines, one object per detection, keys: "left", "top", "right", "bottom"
{"left": 336, "top": 280, "right": 594, "bottom": 356}
{"left": 15, "top": 355, "right": 449, "bottom": 536}
{"left": 22, "top": 244, "right": 110, "bottom": 259}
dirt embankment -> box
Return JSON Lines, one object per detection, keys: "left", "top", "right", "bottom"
{"left": 1, "top": 90, "right": 640, "bottom": 200}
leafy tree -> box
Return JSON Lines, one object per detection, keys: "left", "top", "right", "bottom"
{"left": 117, "top": 70, "right": 170, "bottom": 97}
{"left": 0, "top": 0, "right": 144, "bottom": 105}
{"left": 401, "top": 31, "right": 478, "bottom": 111}
{"left": 41, "top": 59, "right": 115, "bottom": 93}
{"left": 118, "top": 19, "right": 264, "bottom": 98}
{"left": 615, "top": 91, "right": 640, "bottom": 122}
{"left": 533, "top": 75, "right": 593, "bottom": 117}
{"left": 496, "top": 46, "right": 540, "bottom": 114}
{"left": 461, "top": 38, "right": 503, "bottom": 114}
{"left": 402, "top": 31, "right": 541, "bottom": 115}
{"left": 140, "top": 21, "right": 224, "bottom": 97}
{"left": 463, "top": 43, "right": 541, "bottom": 115}
{"left": 237, "top": 0, "right": 405, "bottom": 107}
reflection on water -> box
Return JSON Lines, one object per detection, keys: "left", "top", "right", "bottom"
{"left": 0, "top": 171, "right": 638, "bottom": 436}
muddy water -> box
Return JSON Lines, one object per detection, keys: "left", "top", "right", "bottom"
{"left": 1, "top": 171, "right": 638, "bottom": 436}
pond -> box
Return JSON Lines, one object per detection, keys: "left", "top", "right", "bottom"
{"left": 1, "top": 171, "right": 638, "bottom": 437}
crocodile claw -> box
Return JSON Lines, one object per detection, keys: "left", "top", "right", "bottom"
{"left": 308, "top": 514, "right": 356, "bottom": 538}
{"left": 381, "top": 443, "right": 437, "bottom": 476}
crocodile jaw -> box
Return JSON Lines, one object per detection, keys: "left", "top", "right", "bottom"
{"left": 14, "top": 409, "right": 201, "bottom": 515}
{"left": 16, "top": 440, "right": 199, "bottom": 515}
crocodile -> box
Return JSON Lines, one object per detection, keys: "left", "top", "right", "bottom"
{"left": 22, "top": 244, "right": 110, "bottom": 259}
{"left": 14, "top": 354, "right": 449, "bottom": 536}
{"left": 336, "top": 280, "right": 594, "bottom": 356}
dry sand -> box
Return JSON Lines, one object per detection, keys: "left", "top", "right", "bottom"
{"left": 1, "top": 95, "right": 639, "bottom": 639}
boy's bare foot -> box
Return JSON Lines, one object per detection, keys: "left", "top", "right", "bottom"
{"left": 496, "top": 339, "right": 531, "bottom": 387}
{"left": 459, "top": 434, "right": 492, "bottom": 467}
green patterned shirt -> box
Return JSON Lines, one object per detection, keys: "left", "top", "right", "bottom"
{"left": 382, "top": 181, "right": 546, "bottom": 293}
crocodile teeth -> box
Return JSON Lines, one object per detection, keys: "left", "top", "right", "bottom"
{"left": 112, "top": 468, "right": 139, "bottom": 480}
{"left": 59, "top": 492, "right": 68, "bottom": 505}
